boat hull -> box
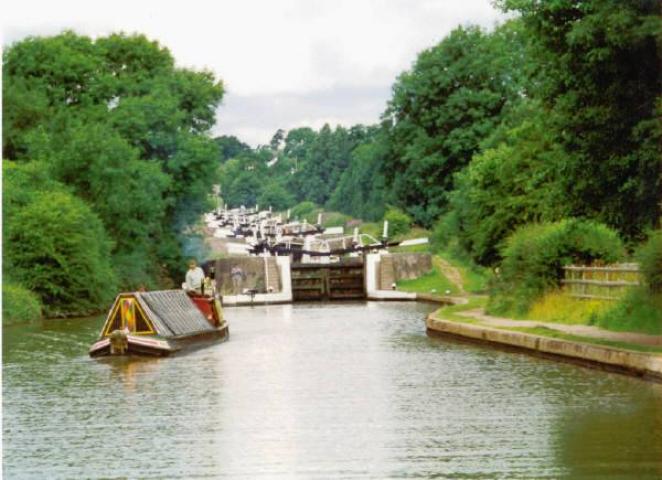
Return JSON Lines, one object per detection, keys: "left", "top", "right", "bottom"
{"left": 89, "top": 324, "right": 229, "bottom": 357}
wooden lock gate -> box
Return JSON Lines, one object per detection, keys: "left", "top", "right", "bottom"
{"left": 291, "top": 259, "right": 365, "bottom": 301}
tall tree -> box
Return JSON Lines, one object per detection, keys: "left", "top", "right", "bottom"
{"left": 3, "top": 31, "right": 224, "bottom": 291}
{"left": 328, "top": 134, "right": 388, "bottom": 221}
{"left": 382, "top": 21, "right": 529, "bottom": 226}
{"left": 498, "top": 0, "right": 662, "bottom": 238}
{"left": 215, "top": 135, "right": 251, "bottom": 162}
{"left": 451, "top": 100, "right": 568, "bottom": 265}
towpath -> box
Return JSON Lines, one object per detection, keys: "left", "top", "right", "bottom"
{"left": 457, "top": 308, "right": 662, "bottom": 347}
{"left": 434, "top": 256, "right": 465, "bottom": 295}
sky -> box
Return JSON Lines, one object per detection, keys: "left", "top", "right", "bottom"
{"left": 3, "top": 0, "right": 507, "bottom": 146}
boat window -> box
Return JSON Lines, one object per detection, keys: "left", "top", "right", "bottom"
{"left": 134, "top": 312, "right": 152, "bottom": 333}
{"left": 104, "top": 297, "right": 155, "bottom": 335}
{"left": 104, "top": 309, "right": 122, "bottom": 335}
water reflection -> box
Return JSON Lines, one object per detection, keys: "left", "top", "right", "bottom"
{"left": 554, "top": 385, "right": 662, "bottom": 479}
{"left": 3, "top": 302, "right": 661, "bottom": 479}
{"left": 98, "top": 356, "right": 166, "bottom": 393}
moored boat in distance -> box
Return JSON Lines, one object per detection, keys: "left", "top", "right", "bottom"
{"left": 89, "top": 290, "right": 228, "bottom": 357}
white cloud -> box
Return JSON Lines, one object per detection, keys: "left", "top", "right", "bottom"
{"left": 216, "top": 85, "right": 391, "bottom": 145}
{"left": 2, "top": 0, "right": 507, "bottom": 146}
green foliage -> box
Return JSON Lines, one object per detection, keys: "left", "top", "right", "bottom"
{"left": 327, "top": 140, "right": 387, "bottom": 221}
{"left": 218, "top": 124, "right": 384, "bottom": 224}
{"left": 2, "top": 282, "right": 43, "bottom": 326}
{"left": 526, "top": 288, "right": 662, "bottom": 335}
{"left": 283, "top": 127, "right": 316, "bottom": 161}
{"left": 383, "top": 20, "right": 529, "bottom": 226}
{"left": 497, "top": 0, "right": 662, "bottom": 239}
{"left": 287, "top": 125, "right": 377, "bottom": 205}
{"left": 384, "top": 207, "right": 412, "bottom": 237}
{"left": 3, "top": 31, "right": 225, "bottom": 297}
{"left": 451, "top": 100, "right": 568, "bottom": 265}
{"left": 257, "top": 182, "right": 295, "bottom": 211}
{"left": 430, "top": 212, "right": 458, "bottom": 253}
{"left": 438, "top": 250, "right": 491, "bottom": 294}
{"left": 429, "top": 220, "right": 493, "bottom": 292}
{"left": 527, "top": 290, "right": 612, "bottom": 325}
{"left": 358, "top": 222, "right": 382, "bottom": 239}
{"left": 218, "top": 155, "right": 263, "bottom": 208}
{"left": 592, "top": 289, "right": 662, "bottom": 335}
{"left": 637, "top": 230, "right": 662, "bottom": 293}
{"left": 270, "top": 129, "right": 285, "bottom": 151}
{"left": 397, "top": 268, "right": 459, "bottom": 296}
{"left": 289, "top": 124, "right": 350, "bottom": 204}
{"left": 216, "top": 144, "right": 296, "bottom": 210}
{"left": 3, "top": 162, "right": 117, "bottom": 316}
{"left": 489, "top": 219, "right": 624, "bottom": 316}
{"left": 290, "top": 201, "right": 318, "bottom": 221}
{"left": 215, "top": 135, "right": 251, "bottom": 162}
{"left": 2, "top": 77, "right": 50, "bottom": 159}
{"left": 26, "top": 120, "right": 170, "bottom": 259}
{"left": 321, "top": 212, "right": 351, "bottom": 228}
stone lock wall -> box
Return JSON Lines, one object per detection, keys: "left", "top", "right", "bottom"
{"left": 391, "top": 253, "right": 432, "bottom": 281}
{"left": 210, "top": 257, "right": 281, "bottom": 295}
{"left": 379, "top": 252, "right": 432, "bottom": 289}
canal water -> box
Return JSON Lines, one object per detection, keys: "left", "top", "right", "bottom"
{"left": 3, "top": 302, "right": 662, "bottom": 479}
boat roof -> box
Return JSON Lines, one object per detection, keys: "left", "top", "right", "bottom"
{"left": 100, "top": 290, "right": 216, "bottom": 338}
{"left": 136, "top": 290, "right": 216, "bottom": 337}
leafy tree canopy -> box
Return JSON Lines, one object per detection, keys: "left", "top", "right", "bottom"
{"left": 382, "top": 20, "right": 530, "bottom": 226}
{"left": 3, "top": 31, "right": 224, "bottom": 301}
{"left": 497, "top": 0, "right": 662, "bottom": 238}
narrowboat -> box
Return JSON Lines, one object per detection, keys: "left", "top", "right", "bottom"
{"left": 89, "top": 290, "right": 228, "bottom": 357}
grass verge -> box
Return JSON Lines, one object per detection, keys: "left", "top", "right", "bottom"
{"left": 527, "top": 291, "right": 612, "bottom": 325}
{"left": 519, "top": 289, "right": 662, "bottom": 335}
{"left": 430, "top": 297, "right": 488, "bottom": 323}
{"left": 592, "top": 290, "right": 662, "bottom": 335}
{"left": 431, "top": 300, "right": 662, "bottom": 354}
{"left": 397, "top": 267, "right": 459, "bottom": 295}
{"left": 436, "top": 249, "right": 490, "bottom": 293}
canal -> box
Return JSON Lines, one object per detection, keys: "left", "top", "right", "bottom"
{"left": 3, "top": 302, "right": 662, "bottom": 479}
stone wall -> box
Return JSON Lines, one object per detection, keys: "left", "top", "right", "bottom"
{"left": 377, "top": 252, "right": 432, "bottom": 291}
{"left": 426, "top": 313, "right": 662, "bottom": 381}
{"left": 391, "top": 253, "right": 432, "bottom": 281}
{"left": 210, "top": 257, "right": 277, "bottom": 295}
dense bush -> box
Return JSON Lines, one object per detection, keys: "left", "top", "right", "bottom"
{"left": 4, "top": 168, "right": 118, "bottom": 317}
{"left": 290, "top": 201, "right": 318, "bottom": 221}
{"left": 488, "top": 219, "right": 624, "bottom": 315}
{"left": 637, "top": 230, "right": 662, "bottom": 293}
{"left": 384, "top": 207, "right": 412, "bottom": 238}
{"left": 2, "top": 282, "right": 42, "bottom": 326}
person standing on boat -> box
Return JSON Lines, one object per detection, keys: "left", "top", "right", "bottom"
{"left": 185, "top": 259, "right": 205, "bottom": 294}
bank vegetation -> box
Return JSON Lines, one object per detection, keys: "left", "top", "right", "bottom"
{"left": 4, "top": 1, "right": 661, "bottom": 330}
